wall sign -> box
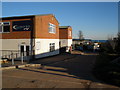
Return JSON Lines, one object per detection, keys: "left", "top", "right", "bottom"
{"left": 12, "top": 20, "right": 33, "bottom": 31}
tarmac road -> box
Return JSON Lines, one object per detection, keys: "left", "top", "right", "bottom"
{"left": 2, "top": 51, "right": 120, "bottom": 88}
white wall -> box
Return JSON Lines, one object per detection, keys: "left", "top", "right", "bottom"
{"left": 1, "top": 39, "right": 71, "bottom": 59}
{"left": 60, "top": 39, "right": 68, "bottom": 47}
{"left": 60, "top": 39, "right": 72, "bottom": 52}
{"left": 68, "top": 39, "right": 72, "bottom": 47}
{"left": 1, "top": 39, "right": 31, "bottom": 60}
{"left": 1, "top": 39, "right": 30, "bottom": 50}
{"left": 60, "top": 39, "right": 72, "bottom": 47}
{"left": 35, "top": 39, "right": 60, "bottom": 58}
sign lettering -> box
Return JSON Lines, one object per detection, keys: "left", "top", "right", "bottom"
{"left": 12, "top": 20, "right": 32, "bottom": 31}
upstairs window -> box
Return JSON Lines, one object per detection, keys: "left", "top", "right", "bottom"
{"left": 48, "top": 23, "right": 56, "bottom": 34}
{"left": 0, "top": 22, "right": 10, "bottom": 33}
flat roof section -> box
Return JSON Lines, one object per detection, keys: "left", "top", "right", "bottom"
{"left": 59, "top": 26, "right": 71, "bottom": 29}
{"left": 1, "top": 14, "right": 54, "bottom": 20}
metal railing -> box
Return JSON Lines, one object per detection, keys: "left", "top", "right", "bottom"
{"left": 0, "top": 50, "right": 31, "bottom": 65}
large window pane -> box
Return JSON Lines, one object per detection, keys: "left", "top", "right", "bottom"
{"left": 0, "top": 26, "right": 2, "bottom": 32}
{"left": 3, "top": 22, "right": 10, "bottom": 25}
{"left": 3, "top": 26, "right": 10, "bottom": 32}
{"left": 0, "top": 22, "right": 10, "bottom": 33}
{"left": 48, "top": 23, "right": 56, "bottom": 34}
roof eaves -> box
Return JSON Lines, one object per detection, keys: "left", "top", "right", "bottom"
{"left": 1, "top": 14, "right": 53, "bottom": 19}
{"left": 59, "top": 26, "right": 71, "bottom": 29}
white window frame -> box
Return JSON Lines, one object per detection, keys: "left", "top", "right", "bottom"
{"left": 0, "top": 22, "right": 10, "bottom": 33}
{"left": 48, "top": 23, "right": 56, "bottom": 34}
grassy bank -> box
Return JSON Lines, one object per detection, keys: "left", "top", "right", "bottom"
{"left": 93, "top": 53, "right": 120, "bottom": 87}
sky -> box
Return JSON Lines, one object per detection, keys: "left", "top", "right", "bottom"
{"left": 2, "top": 2, "right": 118, "bottom": 40}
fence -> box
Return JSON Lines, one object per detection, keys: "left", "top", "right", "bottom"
{"left": 0, "top": 50, "right": 32, "bottom": 66}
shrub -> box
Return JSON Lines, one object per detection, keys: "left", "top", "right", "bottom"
{"left": 93, "top": 53, "right": 120, "bottom": 87}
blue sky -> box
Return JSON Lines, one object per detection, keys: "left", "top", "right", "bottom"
{"left": 2, "top": 2, "right": 118, "bottom": 40}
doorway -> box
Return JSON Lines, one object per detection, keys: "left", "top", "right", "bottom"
{"left": 20, "top": 45, "right": 25, "bottom": 56}
{"left": 20, "top": 45, "right": 30, "bottom": 56}
{"left": 26, "top": 46, "right": 30, "bottom": 56}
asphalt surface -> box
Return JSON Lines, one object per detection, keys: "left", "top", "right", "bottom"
{"left": 2, "top": 51, "right": 120, "bottom": 88}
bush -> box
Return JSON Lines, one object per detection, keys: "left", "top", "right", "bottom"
{"left": 99, "top": 42, "right": 114, "bottom": 53}
{"left": 93, "top": 53, "right": 120, "bottom": 87}
{"left": 115, "top": 33, "right": 120, "bottom": 54}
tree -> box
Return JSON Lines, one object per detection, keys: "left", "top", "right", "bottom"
{"left": 78, "top": 30, "right": 84, "bottom": 40}
{"left": 115, "top": 32, "right": 120, "bottom": 53}
{"left": 108, "top": 36, "right": 117, "bottom": 51}
{"left": 104, "top": 32, "right": 120, "bottom": 54}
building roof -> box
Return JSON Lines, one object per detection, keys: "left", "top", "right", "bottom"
{"left": 1, "top": 14, "right": 52, "bottom": 19}
{"left": 1, "top": 14, "right": 59, "bottom": 24}
{"left": 59, "top": 26, "right": 71, "bottom": 29}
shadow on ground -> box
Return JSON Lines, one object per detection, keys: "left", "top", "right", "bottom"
{"left": 14, "top": 51, "right": 120, "bottom": 88}
{"left": 29, "top": 52, "right": 100, "bottom": 82}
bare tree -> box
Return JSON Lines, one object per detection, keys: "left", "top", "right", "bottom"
{"left": 78, "top": 30, "right": 84, "bottom": 40}
{"left": 108, "top": 35, "right": 116, "bottom": 51}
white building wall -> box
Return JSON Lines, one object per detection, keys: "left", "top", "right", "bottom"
{"left": 66, "top": 39, "right": 72, "bottom": 52}
{"left": 1, "top": 39, "right": 60, "bottom": 59}
{"left": 1, "top": 39, "right": 31, "bottom": 60}
{"left": 60, "top": 39, "right": 72, "bottom": 52}
{"left": 35, "top": 39, "right": 59, "bottom": 59}
{"left": 68, "top": 39, "right": 72, "bottom": 47}
{"left": 59, "top": 39, "right": 68, "bottom": 47}
{"left": 1, "top": 38, "right": 71, "bottom": 59}
{"left": 1, "top": 39, "right": 30, "bottom": 50}
{"left": 60, "top": 39, "right": 72, "bottom": 47}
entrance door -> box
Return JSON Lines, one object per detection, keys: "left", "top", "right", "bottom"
{"left": 20, "top": 45, "right": 30, "bottom": 56}
{"left": 20, "top": 45, "right": 25, "bottom": 56}
{"left": 26, "top": 46, "right": 30, "bottom": 56}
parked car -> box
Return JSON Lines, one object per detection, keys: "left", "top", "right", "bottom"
{"left": 76, "top": 46, "right": 83, "bottom": 51}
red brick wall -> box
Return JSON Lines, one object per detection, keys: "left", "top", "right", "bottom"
{"left": 35, "top": 15, "right": 59, "bottom": 39}
{"left": 59, "top": 27, "right": 72, "bottom": 39}
{"left": 0, "top": 18, "right": 33, "bottom": 39}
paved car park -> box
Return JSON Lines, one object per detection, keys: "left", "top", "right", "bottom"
{"left": 2, "top": 51, "right": 120, "bottom": 88}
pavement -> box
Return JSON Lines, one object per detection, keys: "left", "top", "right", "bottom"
{"left": 1, "top": 60, "right": 27, "bottom": 67}
{"left": 2, "top": 51, "right": 120, "bottom": 88}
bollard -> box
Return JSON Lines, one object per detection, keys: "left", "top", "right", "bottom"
{"left": 11, "top": 52, "right": 14, "bottom": 65}
{"left": 21, "top": 52, "right": 24, "bottom": 64}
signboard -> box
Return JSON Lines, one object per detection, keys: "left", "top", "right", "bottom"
{"left": 12, "top": 20, "right": 33, "bottom": 31}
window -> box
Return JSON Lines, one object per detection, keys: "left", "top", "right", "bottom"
{"left": 50, "top": 43, "right": 55, "bottom": 52}
{"left": 36, "top": 41, "right": 40, "bottom": 51}
{"left": 48, "top": 23, "right": 56, "bottom": 34}
{"left": 0, "top": 22, "right": 10, "bottom": 33}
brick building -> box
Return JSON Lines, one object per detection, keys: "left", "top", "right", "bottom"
{"left": 59, "top": 26, "right": 72, "bottom": 52}
{"left": 0, "top": 14, "right": 72, "bottom": 60}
